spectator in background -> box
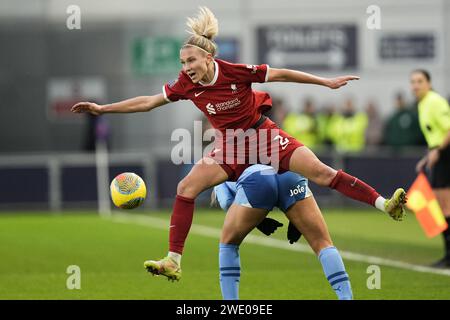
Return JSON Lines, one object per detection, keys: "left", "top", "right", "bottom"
{"left": 365, "top": 100, "right": 383, "bottom": 147}
{"left": 384, "top": 92, "right": 424, "bottom": 148}
{"left": 264, "top": 96, "right": 288, "bottom": 127}
{"left": 329, "top": 98, "right": 368, "bottom": 153}
{"left": 84, "top": 113, "right": 98, "bottom": 151}
{"left": 282, "top": 97, "right": 319, "bottom": 149}
{"left": 317, "top": 103, "right": 337, "bottom": 147}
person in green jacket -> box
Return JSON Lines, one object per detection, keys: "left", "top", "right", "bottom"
{"left": 283, "top": 97, "right": 319, "bottom": 149}
{"left": 317, "top": 103, "right": 337, "bottom": 147}
{"left": 412, "top": 69, "right": 450, "bottom": 268}
{"left": 329, "top": 99, "right": 368, "bottom": 153}
{"left": 384, "top": 92, "right": 424, "bottom": 148}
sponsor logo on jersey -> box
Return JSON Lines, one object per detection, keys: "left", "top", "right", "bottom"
{"left": 231, "top": 84, "right": 237, "bottom": 93}
{"left": 205, "top": 98, "right": 241, "bottom": 115}
{"left": 215, "top": 98, "right": 241, "bottom": 111}
{"left": 206, "top": 103, "right": 216, "bottom": 115}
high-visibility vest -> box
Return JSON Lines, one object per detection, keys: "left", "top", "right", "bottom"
{"left": 330, "top": 113, "right": 368, "bottom": 152}
{"left": 282, "top": 113, "right": 319, "bottom": 148}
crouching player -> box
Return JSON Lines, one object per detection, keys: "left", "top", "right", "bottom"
{"left": 213, "top": 164, "right": 353, "bottom": 300}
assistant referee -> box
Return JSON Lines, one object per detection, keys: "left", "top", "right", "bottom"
{"left": 411, "top": 69, "right": 450, "bottom": 268}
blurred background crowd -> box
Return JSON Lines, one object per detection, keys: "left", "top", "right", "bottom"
{"left": 265, "top": 91, "right": 432, "bottom": 154}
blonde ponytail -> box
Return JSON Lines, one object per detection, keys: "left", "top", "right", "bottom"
{"left": 183, "top": 6, "right": 219, "bottom": 56}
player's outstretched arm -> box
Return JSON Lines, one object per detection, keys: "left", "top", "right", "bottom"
{"left": 267, "top": 68, "right": 359, "bottom": 89}
{"left": 71, "top": 94, "right": 169, "bottom": 115}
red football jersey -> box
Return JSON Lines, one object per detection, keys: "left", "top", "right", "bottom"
{"left": 162, "top": 59, "right": 272, "bottom": 133}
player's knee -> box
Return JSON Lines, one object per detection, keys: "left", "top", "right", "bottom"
{"left": 177, "top": 178, "right": 200, "bottom": 198}
{"left": 312, "top": 164, "right": 336, "bottom": 187}
{"left": 221, "top": 230, "right": 244, "bottom": 245}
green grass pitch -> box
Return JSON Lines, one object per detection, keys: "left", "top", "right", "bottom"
{"left": 0, "top": 208, "right": 449, "bottom": 300}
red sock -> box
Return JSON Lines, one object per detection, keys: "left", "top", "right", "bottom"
{"left": 169, "top": 195, "right": 195, "bottom": 255}
{"left": 329, "top": 170, "right": 380, "bottom": 206}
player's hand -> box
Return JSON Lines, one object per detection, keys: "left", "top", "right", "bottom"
{"left": 287, "top": 222, "right": 302, "bottom": 244}
{"left": 71, "top": 102, "right": 103, "bottom": 115}
{"left": 416, "top": 155, "right": 428, "bottom": 173}
{"left": 326, "top": 75, "right": 360, "bottom": 89}
{"left": 426, "top": 149, "right": 440, "bottom": 170}
{"left": 256, "top": 218, "right": 283, "bottom": 236}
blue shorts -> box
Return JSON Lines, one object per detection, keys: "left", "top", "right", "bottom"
{"left": 275, "top": 171, "right": 311, "bottom": 212}
{"left": 233, "top": 165, "right": 311, "bottom": 212}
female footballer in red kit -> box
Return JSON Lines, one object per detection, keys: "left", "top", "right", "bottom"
{"left": 71, "top": 7, "right": 407, "bottom": 281}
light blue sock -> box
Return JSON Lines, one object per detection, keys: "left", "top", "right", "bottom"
{"left": 318, "top": 246, "right": 353, "bottom": 300}
{"left": 219, "top": 243, "right": 240, "bottom": 300}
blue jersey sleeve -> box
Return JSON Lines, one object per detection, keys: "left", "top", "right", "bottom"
{"left": 214, "top": 182, "right": 237, "bottom": 212}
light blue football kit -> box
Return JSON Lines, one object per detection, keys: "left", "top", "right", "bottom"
{"left": 215, "top": 164, "right": 353, "bottom": 300}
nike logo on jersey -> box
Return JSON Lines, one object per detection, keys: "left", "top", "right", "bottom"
{"left": 350, "top": 178, "right": 358, "bottom": 187}
{"left": 195, "top": 90, "right": 206, "bottom": 97}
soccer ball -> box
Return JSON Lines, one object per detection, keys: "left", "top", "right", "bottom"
{"left": 110, "top": 172, "right": 147, "bottom": 209}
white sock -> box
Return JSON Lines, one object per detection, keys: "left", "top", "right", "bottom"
{"left": 375, "top": 196, "right": 386, "bottom": 212}
{"left": 168, "top": 252, "right": 182, "bottom": 266}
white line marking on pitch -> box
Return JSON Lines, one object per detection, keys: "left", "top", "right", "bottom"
{"left": 108, "top": 212, "right": 450, "bottom": 277}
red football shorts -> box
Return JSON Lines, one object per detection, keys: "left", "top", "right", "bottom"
{"left": 208, "top": 117, "right": 304, "bottom": 181}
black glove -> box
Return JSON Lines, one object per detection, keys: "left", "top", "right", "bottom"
{"left": 256, "top": 218, "right": 283, "bottom": 236}
{"left": 287, "top": 222, "right": 302, "bottom": 244}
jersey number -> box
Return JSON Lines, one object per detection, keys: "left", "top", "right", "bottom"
{"left": 274, "top": 135, "right": 290, "bottom": 150}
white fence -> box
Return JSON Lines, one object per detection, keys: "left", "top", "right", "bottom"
{"left": 0, "top": 149, "right": 159, "bottom": 212}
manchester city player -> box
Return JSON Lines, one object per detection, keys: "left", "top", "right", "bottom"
{"left": 213, "top": 164, "right": 353, "bottom": 300}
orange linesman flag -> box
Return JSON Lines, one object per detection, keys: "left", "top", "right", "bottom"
{"left": 406, "top": 173, "right": 448, "bottom": 238}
